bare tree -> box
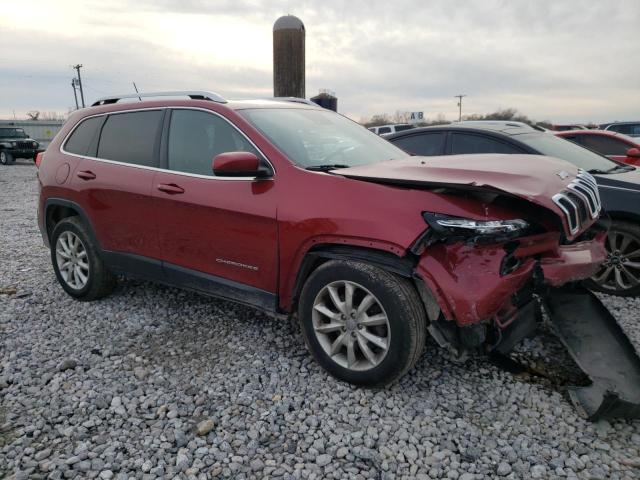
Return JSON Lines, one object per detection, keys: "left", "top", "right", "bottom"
{"left": 26, "top": 111, "right": 40, "bottom": 120}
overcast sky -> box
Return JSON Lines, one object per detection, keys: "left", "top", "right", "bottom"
{"left": 2, "top": 0, "right": 639, "bottom": 123}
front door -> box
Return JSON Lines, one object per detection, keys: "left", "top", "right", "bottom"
{"left": 153, "top": 108, "right": 278, "bottom": 308}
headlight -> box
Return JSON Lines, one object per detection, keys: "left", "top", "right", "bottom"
{"left": 10, "top": 141, "right": 16, "bottom": 147}
{"left": 435, "top": 217, "right": 528, "bottom": 234}
{"left": 33, "top": 141, "right": 38, "bottom": 148}
{"left": 422, "top": 213, "right": 529, "bottom": 243}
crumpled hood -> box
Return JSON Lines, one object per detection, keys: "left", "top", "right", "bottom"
{"left": 334, "top": 154, "right": 596, "bottom": 238}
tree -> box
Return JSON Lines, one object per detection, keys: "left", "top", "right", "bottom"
{"left": 26, "top": 111, "right": 40, "bottom": 120}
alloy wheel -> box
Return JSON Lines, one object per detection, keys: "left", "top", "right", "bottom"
{"left": 592, "top": 230, "right": 640, "bottom": 291}
{"left": 312, "top": 280, "right": 390, "bottom": 371}
{"left": 0, "top": 152, "right": 6, "bottom": 165}
{"left": 55, "top": 231, "right": 90, "bottom": 290}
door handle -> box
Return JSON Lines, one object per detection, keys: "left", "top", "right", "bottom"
{"left": 77, "top": 170, "right": 96, "bottom": 180}
{"left": 157, "top": 183, "right": 185, "bottom": 194}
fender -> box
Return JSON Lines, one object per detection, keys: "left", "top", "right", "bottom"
{"left": 43, "top": 198, "right": 101, "bottom": 249}
{"left": 281, "top": 237, "right": 415, "bottom": 312}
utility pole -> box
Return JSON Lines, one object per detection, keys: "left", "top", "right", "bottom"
{"left": 72, "top": 64, "right": 85, "bottom": 108}
{"left": 71, "top": 78, "right": 79, "bottom": 110}
{"left": 454, "top": 94, "right": 467, "bottom": 121}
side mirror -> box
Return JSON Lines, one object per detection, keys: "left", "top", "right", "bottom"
{"left": 212, "top": 151, "right": 270, "bottom": 178}
{"left": 626, "top": 147, "right": 640, "bottom": 158}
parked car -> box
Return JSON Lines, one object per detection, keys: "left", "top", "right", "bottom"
{"left": 555, "top": 129, "right": 640, "bottom": 166}
{"left": 368, "top": 124, "right": 414, "bottom": 135}
{"left": 601, "top": 122, "right": 640, "bottom": 138}
{"left": 0, "top": 127, "right": 40, "bottom": 165}
{"left": 551, "top": 124, "right": 589, "bottom": 131}
{"left": 37, "top": 91, "right": 639, "bottom": 419}
{"left": 385, "top": 124, "right": 640, "bottom": 296}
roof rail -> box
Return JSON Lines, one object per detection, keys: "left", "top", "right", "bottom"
{"left": 271, "top": 97, "right": 318, "bottom": 106}
{"left": 91, "top": 91, "right": 227, "bottom": 107}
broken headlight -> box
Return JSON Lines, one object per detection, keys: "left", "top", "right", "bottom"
{"left": 422, "top": 213, "right": 530, "bottom": 244}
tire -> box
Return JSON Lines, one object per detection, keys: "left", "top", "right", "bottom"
{"left": 585, "top": 220, "right": 640, "bottom": 297}
{"left": 298, "top": 260, "right": 427, "bottom": 387}
{"left": 50, "top": 216, "right": 116, "bottom": 301}
{"left": 0, "top": 151, "right": 14, "bottom": 165}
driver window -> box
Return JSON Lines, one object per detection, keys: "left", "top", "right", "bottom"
{"left": 168, "top": 109, "right": 260, "bottom": 176}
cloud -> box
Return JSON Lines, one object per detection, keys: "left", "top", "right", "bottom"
{"left": 2, "top": 0, "right": 639, "bottom": 123}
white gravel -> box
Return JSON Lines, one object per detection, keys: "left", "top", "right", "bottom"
{"left": 1, "top": 160, "right": 639, "bottom": 479}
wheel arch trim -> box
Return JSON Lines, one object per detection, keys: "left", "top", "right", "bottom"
{"left": 43, "top": 198, "right": 101, "bottom": 250}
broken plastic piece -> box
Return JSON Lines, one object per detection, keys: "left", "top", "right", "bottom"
{"left": 545, "top": 285, "right": 640, "bottom": 420}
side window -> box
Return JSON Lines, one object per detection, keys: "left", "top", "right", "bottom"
{"left": 167, "top": 109, "right": 260, "bottom": 176}
{"left": 451, "top": 133, "right": 523, "bottom": 154}
{"left": 97, "top": 110, "right": 163, "bottom": 166}
{"left": 608, "top": 124, "right": 631, "bottom": 135}
{"left": 64, "top": 117, "right": 103, "bottom": 156}
{"left": 377, "top": 127, "right": 391, "bottom": 135}
{"left": 393, "top": 132, "right": 445, "bottom": 156}
{"left": 580, "top": 135, "right": 629, "bottom": 156}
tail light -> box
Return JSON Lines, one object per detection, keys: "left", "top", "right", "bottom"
{"left": 35, "top": 152, "right": 44, "bottom": 168}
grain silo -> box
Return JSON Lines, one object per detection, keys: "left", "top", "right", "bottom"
{"left": 273, "top": 15, "right": 305, "bottom": 98}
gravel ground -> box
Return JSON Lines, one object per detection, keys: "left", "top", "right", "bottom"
{"left": 1, "top": 160, "right": 639, "bottom": 480}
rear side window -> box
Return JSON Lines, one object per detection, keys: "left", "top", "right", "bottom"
{"left": 64, "top": 117, "right": 103, "bottom": 156}
{"left": 451, "top": 133, "right": 524, "bottom": 154}
{"left": 167, "top": 109, "right": 259, "bottom": 176}
{"left": 377, "top": 127, "right": 391, "bottom": 134}
{"left": 394, "top": 125, "right": 414, "bottom": 132}
{"left": 97, "top": 111, "right": 163, "bottom": 166}
{"left": 393, "top": 132, "right": 445, "bottom": 156}
{"left": 579, "top": 135, "right": 630, "bottom": 156}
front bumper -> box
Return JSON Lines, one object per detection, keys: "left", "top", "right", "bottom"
{"left": 8, "top": 148, "right": 38, "bottom": 158}
{"left": 415, "top": 231, "right": 607, "bottom": 326}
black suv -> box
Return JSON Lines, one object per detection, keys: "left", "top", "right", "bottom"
{"left": 384, "top": 123, "right": 640, "bottom": 297}
{"left": 0, "top": 127, "right": 40, "bottom": 165}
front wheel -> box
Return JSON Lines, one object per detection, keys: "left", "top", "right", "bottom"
{"left": 298, "top": 260, "right": 426, "bottom": 387}
{"left": 586, "top": 220, "right": 640, "bottom": 296}
{"left": 0, "top": 151, "right": 14, "bottom": 165}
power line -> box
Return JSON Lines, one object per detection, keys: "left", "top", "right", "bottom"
{"left": 454, "top": 94, "right": 467, "bottom": 121}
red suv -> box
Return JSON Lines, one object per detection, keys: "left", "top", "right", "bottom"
{"left": 37, "top": 91, "right": 639, "bottom": 419}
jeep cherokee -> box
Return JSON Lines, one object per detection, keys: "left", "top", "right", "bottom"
{"left": 37, "top": 91, "right": 640, "bottom": 420}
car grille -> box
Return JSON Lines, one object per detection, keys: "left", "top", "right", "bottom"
{"left": 552, "top": 169, "right": 601, "bottom": 235}
{"left": 16, "top": 141, "right": 34, "bottom": 149}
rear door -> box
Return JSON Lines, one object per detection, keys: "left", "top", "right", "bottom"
{"left": 152, "top": 108, "right": 278, "bottom": 306}
{"left": 70, "top": 109, "right": 164, "bottom": 263}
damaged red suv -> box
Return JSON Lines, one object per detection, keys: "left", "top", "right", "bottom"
{"left": 38, "top": 92, "right": 640, "bottom": 420}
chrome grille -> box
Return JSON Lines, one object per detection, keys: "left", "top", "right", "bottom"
{"left": 552, "top": 169, "right": 601, "bottom": 235}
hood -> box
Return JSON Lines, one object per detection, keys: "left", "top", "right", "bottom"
{"left": 334, "top": 154, "right": 598, "bottom": 239}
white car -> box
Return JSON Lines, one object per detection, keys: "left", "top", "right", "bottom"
{"left": 368, "top": 124, "right": 415, "bottom": 135}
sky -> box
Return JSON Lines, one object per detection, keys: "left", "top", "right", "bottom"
{"left": 1, "top": 0, "right": 639, "bottom": 123}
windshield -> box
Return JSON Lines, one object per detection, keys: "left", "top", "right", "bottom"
{"left": 0, "top": 128, "right": 27, "bottom": 138}
{"left": 239, "top": 108, "right": 407, "bottom": 168}
{"left": 517, "top": 132, "right": 622, "bottom": 172}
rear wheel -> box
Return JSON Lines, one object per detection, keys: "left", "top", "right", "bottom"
{"left": 51, "top": 217, "right": 116, "bottom": 301}
{"left": 0, "top": 151, "right": 14, "bottom": 165}
{"left": 298, "top": 260, "right": 426, "bottom": 387}
{"left": 586, "top": 220, "right": 640, "bottom": 296}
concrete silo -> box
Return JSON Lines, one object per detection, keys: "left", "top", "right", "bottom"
{"left": 273, "top": 15, "right": 305, "bottom": 98}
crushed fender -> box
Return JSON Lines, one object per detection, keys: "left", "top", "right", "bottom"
{"left": 544, "top": 285, "right": 640, "bottom": 420}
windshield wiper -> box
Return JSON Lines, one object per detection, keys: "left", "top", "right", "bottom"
{"left": 306, "top": 164, "right": 350, "bottom": 172}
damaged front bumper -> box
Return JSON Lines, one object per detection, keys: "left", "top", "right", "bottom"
{"left": 415, "top": 230, "right": 640, "bottom": 420}
{"left": 415, "top": 231, "right": 607, "bottom": 327}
